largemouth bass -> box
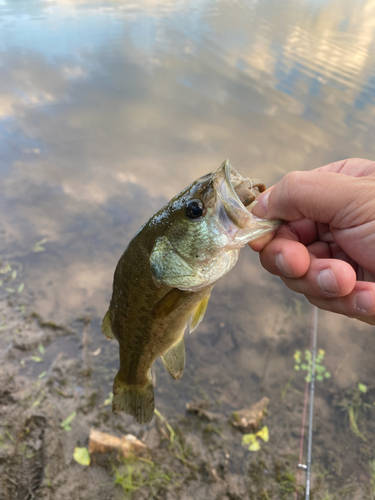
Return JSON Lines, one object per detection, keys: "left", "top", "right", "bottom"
{"left": 102, "top": 160, "right": 282, "bottom": 424}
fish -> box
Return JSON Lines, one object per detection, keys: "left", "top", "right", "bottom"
{"left": 102, "top": 160, "right": 282, "bottom": 424}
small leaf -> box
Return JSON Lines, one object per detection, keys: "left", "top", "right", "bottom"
{"left": 293, "top": 350, "right": 301, "bottom": 362}
{"left": 61, "top": 411, "right": 77, "bottom": 431}
{"left": 0, "top": 264, "right": 11, "bottom": 274}
{"left": 73, "top": 447, "right": 90, "bottom": 466}
{"left": 256, "top": 426, "right": 269, "bottom": 443}
{"left": 33, "top": 238, "right": 48, "bottom": 253}
{"left": 5, "top": 288, "right": 15, "bottom": 293}
{"left": 294, "top": 365, "right": 300, "bottom": 371}
{"left": 316, "top": 375, "right": 324, "bottom": 382}
{"left": 38, "top": 343, "right": 45, "bottom": 355}
{"left": 17, "top": 283, "right": 25, "bottom": 293}
{"left": 32, "top": 390, "right": 44, "bottom": 408}
{"left": 103, "top": 392, "right": 113, "bottom": 406}
{"left": 358, "top": 383, "right": 367, "bottom": 393}
{"left": 249, "top": 440, "right": 261, "bottom": 452}
{"left": 38, "top": 371, "right": 47, "bottom": 379}
{"left": 325, "top": 372, "right": 331, "bottom": 379}
{"left": 30, "top": 356, "right": 42, "bottom": 362}
{"left": 11, "top": 270, "right": 17, "bottom": 280}
{"left": 301, "top": 364, "right": 308, "bottom": 371}
{"left": 242, "top": 433, "right": 257, "bottom": 446}
{"left": 0, "top": 280, "right": 2, "bottom": 287}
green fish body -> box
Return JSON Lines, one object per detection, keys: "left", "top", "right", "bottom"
{"left": 102, "top": 160, "right": 282, "bottom": 424}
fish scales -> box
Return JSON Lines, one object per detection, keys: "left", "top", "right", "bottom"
{"left": 102, "top": 160, "right": 282, "bottom": 424}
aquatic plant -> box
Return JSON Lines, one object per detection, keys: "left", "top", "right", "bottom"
{"left": 242, "top": 426, "right": 269, "bottom": 452}
{"left": 0, "top": 261, "right": 25, "bottom": 294}
{"left": 60, "top": 411, "right": 77, "bottom": 432}
{"left": 154, "top": 408, "right": 193, "bottom": 466}
{"left": 113, "top": 457, "right": 175, "bottom": 499}
{"left": 293, "top": 349, "right": 331, "bottom": 383}
{"left": 30, "top": 343, "right": 45, "bottom": 363}
{"left": 336, "top": 383, "right": 374, "bottom": 441}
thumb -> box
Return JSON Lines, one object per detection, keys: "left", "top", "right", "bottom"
{"left": 252, "top": 170, "right": 369, "bottom": 227}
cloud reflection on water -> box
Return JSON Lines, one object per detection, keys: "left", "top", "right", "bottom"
{"left": 1, "top": 0, "right": 375, "bottom": 321}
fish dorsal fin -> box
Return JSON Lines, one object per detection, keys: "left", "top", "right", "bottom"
{"left": 189, "top": 294, "right": 211, "bottom": 334}
{"left": 153, "top": 288, "right": 189, "bottom": 319}
{"left": 101, "top": 310, "right": 115, "bottom": 340}
{"left": 161, "top": 335, "right": 185, "bottom": 380}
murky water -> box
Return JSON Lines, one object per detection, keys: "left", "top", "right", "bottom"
{"left": 2, "top": 0, "right": 375, "bottom": 494}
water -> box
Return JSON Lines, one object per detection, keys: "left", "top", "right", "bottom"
{"left": 1, "top": 0, "right": 375, "bottom": 495}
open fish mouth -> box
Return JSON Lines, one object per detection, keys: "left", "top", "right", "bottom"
{"left": 214, "top": 159, "right": 269, "bottom": 229}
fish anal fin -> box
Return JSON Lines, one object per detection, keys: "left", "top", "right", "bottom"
{"left": 161, "top": 335, "right": 185, "bottom": 380}
{"left": 153, "top": 288, "right": 189, "bottom": 319}
{"left": 189, "top": 294, "right": 211, "bottom": 333}
{"left": 102, "top": 310, "right": 115, "bottom": 340}
{"left": 112, "top": 373, "right": 154, "bottom": 424}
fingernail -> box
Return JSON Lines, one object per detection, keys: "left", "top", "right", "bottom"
{"left": 275, "top": 252, "right": 294, "bottom": 277}
{"left": 354, "top": 290, "right": 374, "bottom": 313}
{"left": 252, "top": 190, "right": 271, "bottom": 218}
{"left": 317, "top": 269, "right": 339, "bottom": 296}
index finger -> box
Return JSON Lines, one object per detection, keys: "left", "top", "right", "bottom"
{"left": 317, "top": 158, "right": 375, "bottom": 177}
{"left": 251, "top": 170, "right": 369, "bottom": 227}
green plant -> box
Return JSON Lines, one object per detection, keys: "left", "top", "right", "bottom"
{"left": 294, "top": 349, "right": 331, "bottom": 383}
{"left": 319, "top": 492, "right": 335, "bottom": 500}
{"left": 154, "top": 409, "right": 191, "bottom": 465}
{"left": 60, "top": 411, "right": 77, "bottom": 431}
{"left": 33, "top": 238, "right": 48, "bottom": 252}
{"left": 113, "top": 457, "right": 175, "bottom": 499}
{"left": 242, "top": 426, "right": 269, "bottom": 452}
{"left": 338, "top": 383, "right": 372, "bottom": 441}
{"left": 278, "top": 471, "right": 296, "bottom": 499}
{"left": 154, "top": 409, "right": 175, "bottom": 445}
{"left": 103, "top": 392, "right": 113, "bottom": 407}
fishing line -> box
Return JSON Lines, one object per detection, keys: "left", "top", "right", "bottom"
{"left": 295, "top": 305, "right": 318, "bottom": 500}
{"left": 295, "top": 374, "right": 309, "bottom": 500}
{"left": 305, "top": 305, "right": 318, "bottom": 499}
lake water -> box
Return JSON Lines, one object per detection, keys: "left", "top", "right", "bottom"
{"left": 1, "top": 0, "right": 375, "bottom": 497}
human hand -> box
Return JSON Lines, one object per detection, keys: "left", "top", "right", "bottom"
{"left": 249, "top": 158, "right": 375, "bottom": 325}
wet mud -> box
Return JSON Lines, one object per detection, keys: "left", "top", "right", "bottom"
{"left": 1, "top": 281, "right": 375, "bottom": 500}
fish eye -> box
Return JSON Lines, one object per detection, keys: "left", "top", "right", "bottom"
{"left": 186, "top": 199, "right": 205, "bottom": 220}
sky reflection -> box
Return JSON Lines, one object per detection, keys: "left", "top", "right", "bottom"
{"left": 1, "top": 0, "right": 375, "bottom": 326}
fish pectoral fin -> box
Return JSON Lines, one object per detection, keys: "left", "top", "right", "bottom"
{"left": 153, "top": 288, "right": 190, "bottom": 319}
{"left": 112, "top": 374, "right": 155, "bottom": 424}
{"left": 102, "top": 310, "right": 115, "bottom": 340}
{"left": 188, "top": 294, "right": 211, "bottom": 333}
{"left": 161, "top": 335, "right": 185, "bottom": 380}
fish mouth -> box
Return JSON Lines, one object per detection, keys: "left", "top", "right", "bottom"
{"left": 214, "top": 159, "right": 266, "bottom": 229}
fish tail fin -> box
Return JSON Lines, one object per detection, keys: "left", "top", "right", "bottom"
{"left": 112, "top": 374, "right": 154, "bottom": 424}
{"left": 102, "top": 310, "right": 115, "bottom": 340}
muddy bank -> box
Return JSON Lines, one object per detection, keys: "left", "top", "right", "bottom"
{"left": 1, "top": 287, "right": 375, "bottom": 500}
